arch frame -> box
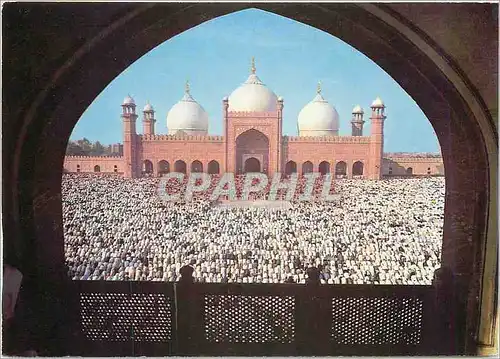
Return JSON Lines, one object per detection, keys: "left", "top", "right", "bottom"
{"left": 3, "top": 3, "right": 496, "bottom": 354}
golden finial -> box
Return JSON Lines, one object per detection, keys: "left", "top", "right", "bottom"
{"left": 251, "top": 57, "right": 256, "bottom": 74}
{"left": 316, "top": 81, "right": 322, "bottom": 94}
{"left": 185, "top": 80, "right": 190, "bottom": 94}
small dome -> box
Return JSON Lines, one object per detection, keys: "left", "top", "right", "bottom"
{"left": 222, "top": 96, "right": 229, "bottom": 101}
{"left": 166, "top": 82, "right": 208, "bottom": 136}
{"left": 352, "top": 105, "right": 364, "bottom": 114}
{"left": 371, "top": 97, "right": 385, "bottom": 108}
{"left": 278, "top": 96, "right": 283, "bottom": 101}
{"left": 123, "top": 95, "right": 135, "bottom": 105}
{"left": 143, "top": 103, "right": 154, "bottom": 112}
{"left": 297, "top": 85, "right": 339, "bottom": 136}
{"left": 228, "top": 58, "right": 278, "bottom": 112}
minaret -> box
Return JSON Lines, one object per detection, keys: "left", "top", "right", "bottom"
{"left": 368, "top": 97, "right": 386, "bottom": 180}
{"left": 222, "top": 95, "right": 229, "bottom": 174}
{"left": 351, "top": 105, "right": 365, "bottom": 136}
{"left": 122, "top": 95, "right": 138, "bottom": 178}
{"left": 277, "top": 96, "right": 284, "bottom": 173}
{"left": 142, "top": 101, "right": 155, "bottom": 136}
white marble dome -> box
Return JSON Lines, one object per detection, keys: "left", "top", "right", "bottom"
{"left": 297, "top": 86, "right": 339, "bottom": 137}
{"left": 123, "top": 95, "right": 135, "bottom": 105}
{"left": 371, "top": 97, "right": 385, "bottom": 108}
{"left": 228, "top": 59, "right": 278, "bottom": 112}
{"left": 166, "top": 84, "right": 208, "bottom": 136}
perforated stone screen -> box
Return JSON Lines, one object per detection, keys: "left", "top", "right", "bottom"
{"left": 80, "top": 292, "right": 172, "bottom": 342}
{"left": 204, "top": 294, "right": 295, "bottom": 343}
{"left": 331, "top": 296, "right": 424, "bottom": 345}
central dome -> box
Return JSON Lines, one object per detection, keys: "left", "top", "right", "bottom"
{"left": 166, "top": 82, "right": 208, "bottom": 136}
{"left": 228, "top": 58, "right": 278, "bottom": 112}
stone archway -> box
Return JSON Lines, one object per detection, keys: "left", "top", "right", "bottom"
{"left": 335, "top": 161, "right": 347, "bottom": 176}
{"left": 285, "top": 161, "right": 297, "bottom": 175}
{"left": 158, "top": 160, "right": 170, "bottom": 175}
{"left": 235, "top": 129, "right": 269, "bottom": 174}
{"left": 353, "top": 161, "right": 364, "bottom": 176}
{"left": 4, "top": 4, "right": 496, "bottom": 355}
{"left": 93, "top": 165, "right": 100, "bottom": 173}
{"left": 244, "top": 157, "right": 261, "bottom": 173}
{"left": 191, "top": 160, "right": 203, "bottom": 173}
{"left": 319, "top": 161, "right": 330, "bottom": 175}
{"left": 143, "top": 160, "right": 153, "bottom": 174}
{"left": 302, "top": 161, "right": 313, "bottom": 174}
{"left": 207, "top": 160, "right": 220, "bottom": 174}
{"left": 406, "top": 167, "right": 413, "bottom": 175}
{"left": 174, "top": 160, "right": 187, "bottom": 174}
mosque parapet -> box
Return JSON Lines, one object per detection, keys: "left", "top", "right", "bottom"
{"left": 139, "top": 134, "right": 224, "bottom": 142}
{"left": 227, "top": 111, "right": 280, "bottom": 118}
{"left": 384, "top": 156, "right": 443, "bottom": 162}
{"left": 286, "top": 135, "right": 371, "bottom": 143}
{"left": 65, "top": 155, "right": 123, "bottom": 159}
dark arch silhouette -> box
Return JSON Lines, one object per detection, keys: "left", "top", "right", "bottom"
{"left": 191, "top": 160, "right": 203, "bottom": 173}
{"left": 207, "top": 160, "right": 220, "bottom": 174}
{"left": 244, "top": 157, "right": 261, "bottom": 173}
{"left": 335, "top": 161, "right": 347, "bottom": 176}
{"left": 3, "top": 5, "right": 495, "bottom": 354}
{"left": 158, "top": 160, "right": 170, "bottom": 175}
{"left": 93, "top": 165, "right": 100, "bottom": 173}
{"left": 236, "top": 129, "right": 269, "bottom": 174}
{"left": 143, "top": 160, "right": 153, "bottom": 174}
{"left": 352, "top": 161, "right": 364, "bottom": 176}
{"left": 319, "top": 161, "right": 330, "bottom": 175}
{"left": 406, "top": 167, "right": 413, "bottom": 175}
{"left": 174, "top": 160, "right": 187, "bottom": 174}
{"left": 285, "top": 161, "right": 297, "bottom": 175}
{"left": 113, "top": 165, "right": 118, "bottom": 173}
{"left": 302, "top": 161, "right": 313, "bottom": 174}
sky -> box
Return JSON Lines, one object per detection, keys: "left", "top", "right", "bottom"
{"left": 72, "top": 8, "right": 441, "bottom": 154}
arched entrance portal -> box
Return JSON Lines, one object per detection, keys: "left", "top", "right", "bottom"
{"left": 244, "top": 157, "right": 261, "bottom": 173}
{"left": 235, "top": 129, "right": 269, "bottom": 174}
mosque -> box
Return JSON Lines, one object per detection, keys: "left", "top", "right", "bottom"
{"left": 64, "top": 59, "right": 444, "bottom": 179}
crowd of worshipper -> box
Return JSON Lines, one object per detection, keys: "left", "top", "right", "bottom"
{"left": 62, "top": 172, "right": 445, "bottom": 285}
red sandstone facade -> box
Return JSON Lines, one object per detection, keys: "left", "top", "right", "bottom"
{"left": 64, "top": 99, "right": 444, "bottom": 178}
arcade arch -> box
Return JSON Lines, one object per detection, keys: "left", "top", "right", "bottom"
{"left": 319, "top": 161, "right": 330, "bottom": 174}
{"left": 158, "top": 160, "right": 170, "bottom": 175}
{"left": 207, "top": 160, "right": 220, "bottom": 174}
{"left": 174, "top": 160, "right": 187, "bottom": 174}
{"left": 285, "top": 161, "right": 297, "bottom": 175}
{"left": 143, "top": 160, "right": 153, "bottom": 174}
{"left": 302, "top": 161, "right": 313, "bottom": 174}
{"left": 353, "top": 161, "right": 364, "bottom": 176}
{"left": 335, "top": 161, "right": 347, "bottom": 176}
{"left": 191, "top": 160, "right": 203, "bottom": 173}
